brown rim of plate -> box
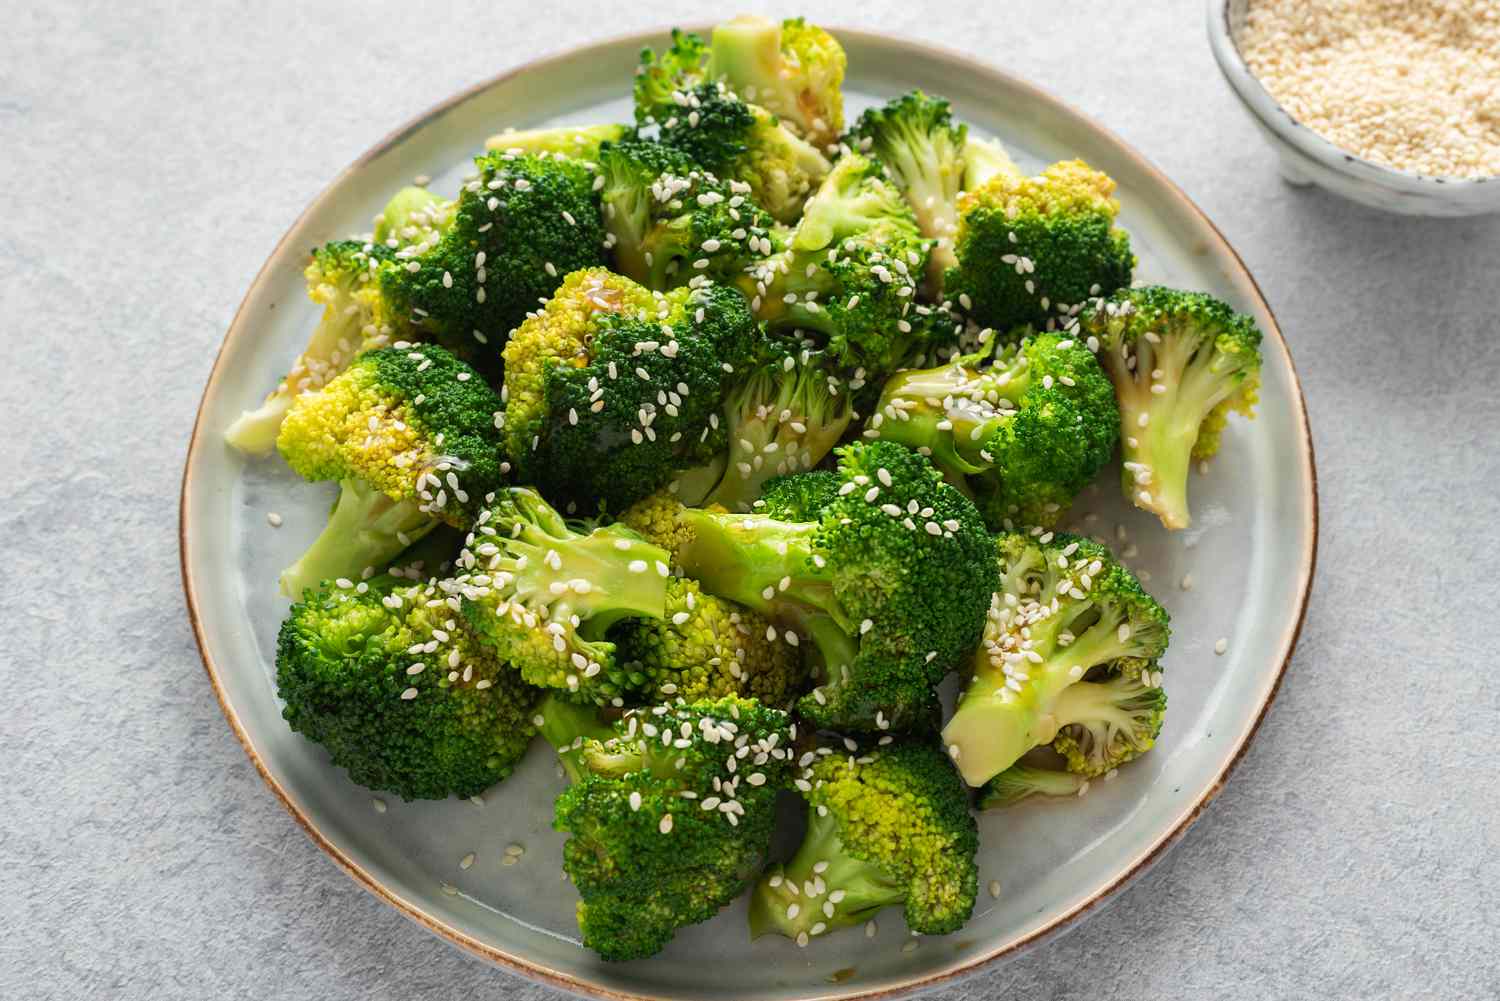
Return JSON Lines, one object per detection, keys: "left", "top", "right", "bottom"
{"left": 180, "top": 25, "right": 1319, "bottom": 1001}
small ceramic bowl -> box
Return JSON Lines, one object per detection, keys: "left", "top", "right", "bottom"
{"left": 1208, "top": 0, "right": 1500, "bottom": 216}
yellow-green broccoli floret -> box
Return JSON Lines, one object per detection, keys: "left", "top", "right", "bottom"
{"left": 275, "top": 344, "right": 509, "bottom": 597}
{"left": 706, "top": 15, "right": 847, "bottom": 149}
{"left": 554, "top": 696, "right": 794, "bottom": 960}
{"left": 870, "top": 329, "right": 1119, "bottom": 530}
{"left": 945, "top": 159, "right": 1135, "bottom": 333}
{"left": 749, "top": 738, "right": 978, "bottom": 940}
{"left": 942, "top": 532, "right": 1170, "bottom": 787}
{"left": 977, "top": 762, "right": 1090, "bottom": 809}
{"left": 275, "top": 571, "right": 541, "bottom": 801}
{"left": 1079, "top": 285, "right": 1263, "bottom": 530}
{"left": 484, "top": 123, "right": 626, "bottom": 160}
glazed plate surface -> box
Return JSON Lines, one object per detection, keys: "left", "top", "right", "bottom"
{"left": 181, "top": 27, "right": 1317, "bottom": 1001}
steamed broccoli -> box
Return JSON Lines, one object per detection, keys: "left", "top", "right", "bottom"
{"left": 225, "top": 241, "right": 397, "bottom": 455}
{"left": 501, "top": 267, "right": 763, "bottom": 512}
{"left": 535, "top": 693, "right": 617, "bottom": 782}
{"left": 373, "top": 185, "right": 454, "bottom": 249}
{"left": 977, "top": 762, "right": 1089, "bottom": 809}
{"left": 706, "top": 15, "right": 847, "bottom": 149}
{"left": 275, "top": 572, "right": 541, "bottom": 801}
{"left": 617, "top": 488, "right": 699, "bottom": 565}
{"left": 1078, "top": 286, "right": 1263, "bottom": 529}
{"left": 740, "top": 153, "right": 934, "bottom": 381}
{"left": 484, "top": 123, "right": 627, "bottom": 160}
{"left": 844, "top": 90, "right": 968, "bottom": 293}
{"left": 378, "top": 150, "right": 606, "bottom": 372}
{"left": 945, "top": 159, "right": 1134, "bottom": 333}
{"left": 941, "top": 532, "right": 1169, "bottom": 787}
{"left": 749, "top": 739, "right": 977, "bottom": 942}
{"left": 612, "top": 578, "right": 808, "bottom": 707}
{"left": 275, "top": 344, "right": 509, "bottom": 598}
{"left": 635, "top": 32, "right": 831, "bottom": 223}
{"left": 554, "top": 696, "right": 793, "bottom": 960}
{"left": 676, "top": 440, "right": 996, "bottom": 734}
{"left": 597, "top": 139, "right": 778, "bottom": 290}
{"left": 869, "top": 329, "right": 1119, "bottom": 529}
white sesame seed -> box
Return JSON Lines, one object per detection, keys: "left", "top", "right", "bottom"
{"left": 1215, "top": 637, "right": 1229, "bottom": 655}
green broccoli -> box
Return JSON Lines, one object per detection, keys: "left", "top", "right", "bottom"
{"left": 869, "top": 329, "right": 1119, "bottom": 529}
{"left": 597, "top": 139, "right": 778, "bottom": 290}
{"left": 534, "top": 693, "right": 617, "bottom": 782}
{"left": 740, "top": 153, "right": 934, "bottom": 381}
{"left": 372, "top": 185, "right": 454, "bottom": 250}
{"left": 635, "top": 32, "right": 831, "bottom": 223}
{"left": 945, "top": 158, "right": 1134, "bottom": 333}
{"left": 275, "top": 572, "right": 541, "bottom": 800}
{"left": 977, "top": 762, "right": 1090, "bottom": 809}
{"left": 611, "top": 578, "right": 807, "bottom": 707}
{"left": 941, "top": 532, "right": 1169, "bottom": 787}
{"left": 378, "top": 150, "right": 606, "bottom": 372}
{"left": 844, "top": 90, "right": 969, "bottom": 293}
{"left": 706, "top": 15, "right": 847, "bottom": 149}
{"left": 554, "top": 696, "right": 794, "bottom": 960}
{"left": 676, "top": 440, "right": 996, "bottom": 734}
{"left": 501, "top": 267, "right": 763, "bottom": 512}
{"left": 225, "top": 240, "right": 397, "bottom": 455}
{"left": 275, "top": 344, "right": 509, "bottom": 598}
{"left": 617, "top": 488, "right": 699, "bottom": 565}
{"left": 1078, "top": 286, "right": 1263, "bottom": 530}
{"left": 748, "top": 738, "right": 977, "bottom": 942}
{"left": 484, "top": 123, "right": 626, "bottom": 160}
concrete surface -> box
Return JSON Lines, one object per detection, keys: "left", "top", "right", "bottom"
{"left": 4, "top": 1, "right": 1498, "bottom": 998}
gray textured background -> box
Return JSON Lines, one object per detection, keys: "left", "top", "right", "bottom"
{"left": 5, "top": 1, "right": 1498, "bottom": 998}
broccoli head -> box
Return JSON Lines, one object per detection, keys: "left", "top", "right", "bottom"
{"left": 977, "top": 762, "right": 1089, "bottom": 809}
{"left": 676, "top": 440, "right": 997, "bottom": 735}
{"left": 617, "top": 488, "right": 698, "bottom": 565}
{"left": 1078, "top": 285, "right": 1263, "bottom": 530}
{"left": 870, "top": 329, "right": 1119, "bottom": 529}
{"left": 844, "top": 90, "right": 968, "bottom": 293}
{"left": 749, "top": 738, "right": 977, "bottom": 942}
{"left": 275, "top": 344, "right": 509, "bottom": 597}
{"left": 501, "top": 267, "right": 763, "bottom": 512}
{"left": 611, "top": 579, "right": 808, "bottom": 708}
{"left": 941, "top": 532, "right": 1169, "bottom": 786}
{"left": 275, "top": 572, "right": 541, "bottom": 800}
{"left": 740, "top": 153, "right": 934, "bottom": 381}
{"left": 378, "top": 150, "right": 606, "bottom": 372}
{"left": 945, "top": 159, "right": 1134, "bottom": 333}
{"left": 553, "top": 696, "right": 794, "bottom": 960}
{"left": 597, "top": 139, "right": 778, "bottom": 291}
{"left": 706, "top": 15, "right": 847, "bottom": 149}
{"left": 484, "top": 123, "right": 626, "bottom": 160}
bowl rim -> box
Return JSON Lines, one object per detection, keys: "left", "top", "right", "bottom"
{"left": 180, "top": 24, "right": 1320, "bottom": 1000}
{"left": 1206, "top": 0, "right": 1499, "bottom": 189}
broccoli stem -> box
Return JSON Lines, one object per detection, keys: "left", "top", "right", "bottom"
{"left": 278, "top": 479, "right": 438, "bottom": 598}
{"left": 749, "top": 808, "right": 904, "bottom": 939}
{"left": 676, "top": 510, "right": 844, "bottom": 630}
{"left": 537, "top": 695, "right": 615, "bottom": 782}
{"left": 506, "top": 522, "right": 672, "bottom": 640}
{"left": 978, "top": 763, "right": 1088, "bottom": 809}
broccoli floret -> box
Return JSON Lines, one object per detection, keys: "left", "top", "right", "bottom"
{"left": 275, "top": 344, "right": 509, "bottom": 598}
{"left": 378, "top": 151, "right": 606, "bottom": 373}
{"left": 635, "top": 35, "right": 831, "bottom": 223}
{"left": 749, "top": 739, "right": 977, "bottom": 941}
{"left": 373, "top": 186, "right": 454, "bottom": 249}
{"left": 676, "top": 440, "right": 996, "bottom": 734}
{"left": 706, "top": 15, "right": 846, "bottom": 149}
{"left": 535, "top": 693, "right": 617, "bottom": 782}
{"left": 1078, "top": 286, "right": 1263, "bottom": 530}
{"left": 617, "top": 488, "right": 698, "bottom": 565}
{"left": 677, "top": 347, "right": 856, "bottom": 512}
{"left": 844, "top": 90, "right": 968, "bottom": 293}
{"left": 225, "top": 240, "right": 397, "bottom": 455}
{"left": 741, "top": 153, "right": 934, "bottom": 381}
{"left": 870, "top": 329, "right": 1119, "bottom": 529}
{"left": 1048, "top": 670, "right": 1167, "bottom": 777}
{"left": 612, "top": 579, "right": 807, "bottom": 707}
{"left": 275, "top": 573, "right": 541, "bottom": 800}
{"left": 977, "top": 762, "right": 1089, "bottom": 809}
{"left": 484, "top": 123, "right": 627, "bottom": 160}
{"left": 501, "top": 268, "right": 763, "bottom": 512}
{"left": 554, "top": 696, "right": 794, "bottom": 960}
{"left": 448, "top": 487, "right": 672, "bottom": 705}
{"left": 941, "top": 532, "right": 1170, "bottom": 786}
{"left": 961, "top": 136, "right": 1019, "bottom": 190}
{"left": 945, "top": 159, "right": 1134, "bottom": 333}
{"left": 597, "top": 140, "right": 778, "bottom": 290}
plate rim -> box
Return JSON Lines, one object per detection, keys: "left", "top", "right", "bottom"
{"left": 179, "top": 24, "right": 1319, "bottom": 1001}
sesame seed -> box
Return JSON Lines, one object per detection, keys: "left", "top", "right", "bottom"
{"left": 988, "top": 880, "right": 1001, "bottom": 899}
{"left": 659, "top": 814, "right": 673, "bottom": 834}
{"left": 371, "top": 798, "right": 387, "bottom": 814}
{"left": 1215, "top": 637, "right": 1229, "bottom": 655}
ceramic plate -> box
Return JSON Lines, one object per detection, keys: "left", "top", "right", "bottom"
{"left": 181, "top": 27, "right": 1316, "bottom": 1001}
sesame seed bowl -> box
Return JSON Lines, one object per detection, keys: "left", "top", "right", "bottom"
{"left": 1208, "top": 0, "right": 1500, "bottom": 217}
{"left": 182, "top": 25, "right": 1317, "bottom": 1001}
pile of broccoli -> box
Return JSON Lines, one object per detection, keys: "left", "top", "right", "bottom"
{"left": 230, "top": 14, "right": 1267, "bottom": 964}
